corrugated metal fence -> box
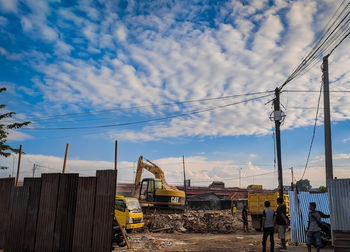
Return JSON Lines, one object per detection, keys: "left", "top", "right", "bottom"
{"left": 289, "top": 191, "right": 330, "bottom": 243}
{"left": 0, "top": 170, "right": 117, "bottom": 252}
{"left": 328, "top": 179, "right": 350, "bottom": 251}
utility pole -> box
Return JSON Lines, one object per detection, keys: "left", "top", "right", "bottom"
{"left": 239, "top": 167, "right": 242, "bottom": 188}
{"left": 273, "top": 88, "right": 284, "bottom": 198}
{"left": 115, "top": 140, "right": 118, "bottom": 171}
{"left": 322, "top": 56, "right": 333, "bottom": 183}
{"left": 289, "top": 167, "right": 294, "bottom": 191}
{"left": 16, "top": 145, "right": 22, "bottom": 186}
{"left": 62, "top": 143, "right": 69, "bottom": 174}
{"left": 182, "top": 155, "right": 187, "bottom": 207}
{"left": 32, "top": 163, "right": 36, "bottom": 177}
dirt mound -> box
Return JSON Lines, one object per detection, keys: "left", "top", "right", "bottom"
{"left": 144, "top": 210, "right": 242, "bottom": 233}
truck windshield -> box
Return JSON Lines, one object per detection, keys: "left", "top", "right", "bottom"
{"left": 126, "top": 198, "right": 142, "bottom": 213}
{"left": 155, "top": 180, "right": 162, "bottom": 190}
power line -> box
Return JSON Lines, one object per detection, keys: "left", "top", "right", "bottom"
{"left": 300, "top": 82, "right": 323, "bottom": 180}
{"left": 22, "top": 94, "right": 273, "bottom": 131}
{"left": 279, "top": 0, "right": 350, "bottom": 90}
{"left": 26, "top": 91, "right": 274, "bottom": 121}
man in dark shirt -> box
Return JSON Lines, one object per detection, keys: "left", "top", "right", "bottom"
{"left": 242, "top": 205, "right": 248, "bottom": 232}
{"left": 306, "top": 202, "right": 330, "bottom": 252}
{"left": 275, "top": 197, "right": 289, "bottom": 249}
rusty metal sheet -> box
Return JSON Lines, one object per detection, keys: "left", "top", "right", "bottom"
{"left": 0, "top": 177, "right": 14, "bottom": 248}
{"left": 5, "top": 186, "right": 30, "bottom": 251}
{"left": 23, "top": 177, "right": 42, "bottom": 252}
{"left": 35, "top": 173, "right": 60, "bottom": 252}
{"left": 72, "top": 177, "right": 97, "bottom": 252}
{"left": 53, "top": 173, "right": 79, "bottom": 251}
{"left": 92, "top": 170, "right": 117, "bottom": 252}
{"left": 334, "top": 231, "right": 350, "bottom": 252}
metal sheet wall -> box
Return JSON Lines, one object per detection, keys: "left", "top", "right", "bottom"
{"left": 289, "top": 191, "right": 330, "bottom": 243}
{"left": 328, "top": 179, "right": 350, "bottom": 232}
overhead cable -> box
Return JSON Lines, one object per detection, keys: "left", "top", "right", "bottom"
{"left": 22, "top": 93, "right": 273, "bottom": 131}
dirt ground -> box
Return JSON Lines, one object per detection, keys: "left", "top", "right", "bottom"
{"left": 113, "top": 230, "right": 335, "bottom": 252}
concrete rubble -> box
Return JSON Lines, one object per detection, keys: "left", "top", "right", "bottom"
{"left": 143, "top": 210, "right": 242, "bottom": 233}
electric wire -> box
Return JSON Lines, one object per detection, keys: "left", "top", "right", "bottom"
{"left": 22, "top": 93, "right": 273, "bottom": 131}
{"left": 279, "top": 0, "right": 350, "bottom": 90}
{"left": 300, "top": 82, "right": 323, "bottom": 180}
{"left": 25, "top": 91, "right": 274, "bottom": 122}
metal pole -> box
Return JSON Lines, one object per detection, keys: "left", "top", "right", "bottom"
{"left": 115, "top": 140, "right": 118, "bottom": 171}
{"left": 290, "top": 167, "right": 294, "bottom": 191}
{"left": 62, "top": 143, "right": 69, "bottom": 174}
{"left": 182, "top": 155, "right": 187, "bottom": 207}
{"left": 16, "top": 145, "right": 22, "bottom": 186}
{"left": 322, "top": 56, "right": 333, "bottom": 183}
{"left": 274, "top": 88, "right": 284, "bottom": 198}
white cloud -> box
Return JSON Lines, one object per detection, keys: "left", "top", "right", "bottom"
{"left": 0, "top": 0, "right": 17, "bottom": 13}
{"left": 1, "top": 153, "right": 348, "bottom": 189}
{"left": 0, "top": 16, "right": 7, "bottom": 27}
{"left": 4, "top": 0, "right": 350, "bottom": 143}
{"left": 114, "top": 25, "right": 127, "bottom": 41}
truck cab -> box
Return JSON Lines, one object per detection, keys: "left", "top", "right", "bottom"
{"left": 114, "top": 195, "right": 144, "bottom": 232}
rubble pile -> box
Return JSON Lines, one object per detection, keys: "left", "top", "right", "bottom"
{"left": 144, "top": 210, "right": 241, "bottom": 233}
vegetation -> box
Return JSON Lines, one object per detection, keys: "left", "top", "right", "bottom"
{"left": 0, "top": 88, "right": 30, "bottom": 159}
{"left": 296, "top": 179, "right": 312, "bottom": 191}
{"left": 318, "top": 186, "right": 327, "bottom": 193}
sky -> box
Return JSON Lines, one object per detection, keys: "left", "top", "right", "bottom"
{"left": 1, "top": 0, "right": 350, "bottom": 189}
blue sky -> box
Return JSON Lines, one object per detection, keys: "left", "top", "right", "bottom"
{"left": 1, "top": 0, "right": 350, "bottom": 189}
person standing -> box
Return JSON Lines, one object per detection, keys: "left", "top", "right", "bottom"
{"left": 275, "top": 197, "right": 289, "bottom": 249}
{"left": 233, "top": 205, "right": 237, "bottom": 216}
{"left": 262, "top": 201, "right": 275, "bottom": 252}
{"left": 306, "top": 202, "right": 330, "bottom": 252}
{"left": 242, "top": 205, "right": 249, "bottom": 232}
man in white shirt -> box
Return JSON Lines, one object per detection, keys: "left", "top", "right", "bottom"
{"left": 262, "top": 201, "right": 276, "bottom": 252}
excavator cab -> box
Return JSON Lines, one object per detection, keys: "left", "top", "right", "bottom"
{"left": 139, "top": 178, "right": 162, "bottom": 203}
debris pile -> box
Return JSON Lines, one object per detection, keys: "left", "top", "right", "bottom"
{"left": 144, "top": 210, "right": 241, "bottom": 233}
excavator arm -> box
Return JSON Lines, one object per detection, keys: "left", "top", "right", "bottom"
{"left": 134, "top": 156, "right": 165, "bottom": 191}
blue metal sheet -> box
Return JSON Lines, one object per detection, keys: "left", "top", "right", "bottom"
{"left": 288, "top": 191, "right": 330, "bottom": 243}
{"left": 328, "top": 179, "right": 350, "bottom": 232}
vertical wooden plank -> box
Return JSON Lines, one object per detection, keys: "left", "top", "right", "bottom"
{"left": 72, "top": 177, "right": 97, "bottom": 252}
{"left": 53, "top": 174, "right": 78, "bottom": 251}
{"left": 35, "top": 173, "right": 60, "bottom": 252}
{"left": 4, "top": 186, "right": 30, "bottom": 251}
{"left": 23, "top": 178, "right": 42, "bottom": 252}
{"left": 0, "top": 178, "right": 14, "bottom": 248}
{"left": 92, "top": 170, "right": 117, "bottom": 252}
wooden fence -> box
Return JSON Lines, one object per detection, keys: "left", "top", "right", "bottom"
{"left": 0, "top": 170, "right": 117, "bottom": 252}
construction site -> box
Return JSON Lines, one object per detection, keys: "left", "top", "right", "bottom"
{"left": 1, "top": 0, "right": 350, "bottom": 251}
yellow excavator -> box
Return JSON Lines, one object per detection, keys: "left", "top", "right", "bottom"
{"left": 133, "top": 156, "right": 185, "bottom": 208}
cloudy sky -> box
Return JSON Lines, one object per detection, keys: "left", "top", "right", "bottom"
{"left": 1, "top": 0, "right": 350, "bottom": 189}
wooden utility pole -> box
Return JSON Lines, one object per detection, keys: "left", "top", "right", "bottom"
{"left": 16, "top": 145, "right": 22, "bottom": 186}
{"left": 62, "top": 143, "right": 69, "bottom": 174}
{"left": 273, "top": 88, "right": 284, "bottom": 198}
{"left": 182, "top": 155, "right": 187, "bottom": 207}
{"left": 115, "top": 140, "right": 118, "bottom": 171}
{"left": 32, "top": 163, "right": 36, "bottom": 177}
{"left": 290, "top": 167, "right": 294, "bottom": 191}
{"left": 239, "top": 167, "right": 242, "bottom": 188}
{"left": 322, "top": 56, "right": 334, "bottom": 183}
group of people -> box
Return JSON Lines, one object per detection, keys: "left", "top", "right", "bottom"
{"left": 260, "top": 198, "right": 330, "bottom": 252}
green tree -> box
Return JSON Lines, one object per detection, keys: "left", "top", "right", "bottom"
{"left": 318, "top": 186, "right": 327, "bottom": 193}
{"left": 296, "top": 179, "right": 312, "bottom": 191}
{"left": 0, "top": 88, "right": 30, "bottom": 159}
